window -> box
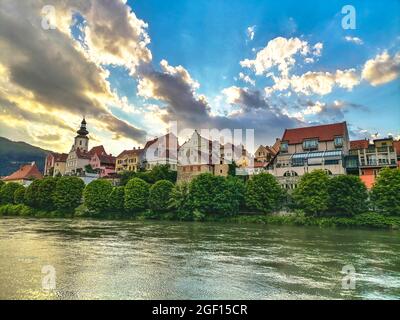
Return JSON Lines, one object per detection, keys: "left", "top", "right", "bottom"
{"left": 334, "top": 136, "right": 343, "bottom": 148}
{"left": 281, "top": 142, "right": 288, "bottom": 153}
{"left": 283, "top": 170, "right": 298, "bottom": 177}
{"left": 303, "top": 139, "right": 318, "bottom": 150}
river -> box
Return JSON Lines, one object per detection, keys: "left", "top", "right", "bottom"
{"left": 0, "top": 217, "right": 399, "bottom": 299}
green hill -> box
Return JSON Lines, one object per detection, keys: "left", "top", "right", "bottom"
{"left": 0, "top": 137, "right": 52, "bottom": 176}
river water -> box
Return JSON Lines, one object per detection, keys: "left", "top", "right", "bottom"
{"left": 0, "top": 217, "right": 399, "bottom": 300}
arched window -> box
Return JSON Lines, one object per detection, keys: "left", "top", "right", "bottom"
{"left": 324, "top": 169, "right": 333, "bottom": 175}
{"left": 283, "top": 170, "right": 298, "bottom": 177}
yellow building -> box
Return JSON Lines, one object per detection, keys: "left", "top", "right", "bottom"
{"left": 115, "top": 148, "right": 144, "bottom": 173}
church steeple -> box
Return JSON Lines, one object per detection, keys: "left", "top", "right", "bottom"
{"left": 77, "top": 117, "right": 89, "bottom": 136}
{"left": 72, "top": 117, "right": 89, "bottom": 152}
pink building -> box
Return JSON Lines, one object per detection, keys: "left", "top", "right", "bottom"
{"left": 90, "top": 152, "right": 116, "bottom": 177}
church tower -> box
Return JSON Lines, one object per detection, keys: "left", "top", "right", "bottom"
{"left": 72, "top": 118, "right": 89, "bottom": 152}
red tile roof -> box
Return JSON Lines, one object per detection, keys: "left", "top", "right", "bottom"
{"left": 75, "top": 145, "right": 106, "bottom": 160}
{"left": 282, "top": 122, "right": 347, "bottom": 145}
{"left": 97, "top": 154, "right": 116, "bottom": 165}
{"left": 350, "top": 139, "right": 370, "bottom": 150}
{"left": 53, "top": 152, "right": 68, "bottom": 162}
{"left": 116, "top": 148, "right": 144, "bottom": 158}
{"left": 3, "top": 163, "right": 43, "bottom": 181}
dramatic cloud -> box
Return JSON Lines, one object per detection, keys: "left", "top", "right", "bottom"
{"left": 294, "top": 99, "right": 368, "bottom": 121}
{"left": 344, "top": 36, "right": 364, "bottom": 45}
{"left": 138, "top": 61, "right": 300, "bottom": 146}
{"left": 240, "top": 37, "right": 323, "bottom": 77}
{"left": 0, "top": 0, "right": 148, "bottom": 152}
{"left": 362, "top": 51, "right": 400, "bottom": 86}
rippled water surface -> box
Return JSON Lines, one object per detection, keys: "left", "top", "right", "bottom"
{"left": 0, "top": 217, "right": 399, "bottom": 299}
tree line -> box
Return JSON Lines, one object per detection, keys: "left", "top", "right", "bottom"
{"left": 0, "top": 166, "right": 399, "bottom": 219}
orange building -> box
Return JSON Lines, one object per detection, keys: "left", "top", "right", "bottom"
{"left": 2, "top": 162, "right": 43, "bottom": 186}
{"left": 349, "top": 138, "right": 398, "bottom": 189}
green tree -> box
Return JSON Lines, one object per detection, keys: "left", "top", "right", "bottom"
{"left": 293, "top": 170, "right": 330, "bottom": 216}
{"left": 188, "top": 173, "right": 240, "bottom": 216}
{"left": 168, "top": 182, "right": 192, "bottom": 220}
{"left": 108, "top": 186, "right": 125, "bottom": 213}
{"left": 0, "top": 180, "right": 4, "bottom": 191}
{"left": 37, "top": 177, "right": 58, "bottom": 210}
{"left": 371, "top": 168, "right": 400, "bottom": 216}
{"left": 327, "top": 175, "right": 368, "bottom": 216}
{"left": 83, "top": 179, "right": 113, "bottom": 214}
{"left": 149, "top": 180, "right": 174, "bottom": 212}
{"left": 53, "top": 177, "right": 85, "bottom": 212}
{"left": 24, "top": 179, "right": 42, "bottom": 208}
{"left": 14, "top": 185, "right": 26, "bottom": 204}
{"left": 245, "top": 173, "right": 284, "bottom": 213}
{"left": 0, "top": 182, "right": 21, "bottom": 204}
{"left": 124, "top": 178, "right": 149, "bottom": 214}
{"left": 119, "top": 171, "right": 136, "bottom": 186}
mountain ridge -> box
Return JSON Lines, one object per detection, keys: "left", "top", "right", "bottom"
{"left": 0, "top": 137, "right": 53, "bottom": 176}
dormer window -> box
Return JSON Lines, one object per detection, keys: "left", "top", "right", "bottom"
{"left": 281, "top": 142, "right": 288, "bottom": 153}
{"left": 303, "top": 139, "right": 318, "bottom": 150}
{"left": 334, "top": 136, "right": 343, "bottom": 148}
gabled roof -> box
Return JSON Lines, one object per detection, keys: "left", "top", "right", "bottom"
{"left": 48, "top": 152, "right": 68, "bottom": 162}
{"left": 116, "top": 148, "right": 144, "bottom": 159}
{"left": 89, "top": 145, "right": 106, "bottom": 156}
{"left": 97, "top": 154, "right": 116, "bottom": 165}
{"left": 3, "top": 163, "right": 43, "bottom": 181}
{"left": 350, "top": 139, "right": 370, "bottom": 150}
{"left": 144, "top": 133, "right": 179, "bottom": 150}
{"left": 282, "top": 122, "right": 347, "bottom": 145}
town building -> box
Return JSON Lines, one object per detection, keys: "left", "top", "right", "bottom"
{"left": 90, "top": 152, "right": 116, "bottom": 178}
{"left": 177, "top": 130, "right": 245, "bottom": 182}
{"left": 271, "top": 122, "right": 350, "bottom": 189}
{"left": 347, "top": 137, "right": 398, "bottom": 188}
{"left": 44, "top": 152, "right": 68, "bottom": 176}
{"left": 177, "top": 130, "right": 215, "bottom": 182}
{"left": 2, "top": 162, "right": 43, "bottom": 186}
{"left": 142, "top": 133, "right": 179, "bottom": 171}
{"left": 254, "top": 138, "right": 281, "bottom": 164}
{"left": 115, "top": 148, "right": 144, "bottom": 173}
{"left": 65, "top": 118, "right": 113, "bottom": 176}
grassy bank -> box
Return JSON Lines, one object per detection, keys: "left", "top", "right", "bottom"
{"left": 1, "top": 204, "right": 399, "bottom": 230}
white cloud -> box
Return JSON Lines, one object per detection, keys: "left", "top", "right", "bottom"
{"left": 240, "top": 37, "right": 319, "bottom": 77}
{"left": 344, "top": 36, "right": 364, "bottom": 45}
{"left": 246, "top": 25, "right": 256, "bottom": 41}
{"left": 238, "top": 72, "right": 255, "bottom": 86}
{"left": 362, "top": 51, "right": 400, "bottom": 86}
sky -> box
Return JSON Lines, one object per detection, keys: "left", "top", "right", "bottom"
{"left": 0, "top": 0, "right": 399, "bottom": 155}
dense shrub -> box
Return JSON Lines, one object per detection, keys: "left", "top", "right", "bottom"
{"left": 168, "top": 182, "right": 192, "bottom": 220}
{"left": 13, "top": 185, "right": 26, "bottom": 205}
{"left": 0, "top": 182, "right": 21, "bottom": 204}
{"left": 245, "top": 173, "right": 284, "bottom": 213}
{"left": 24, "top": 179, "right": 42, "bottom": 208}
{"left": 83, "top": 179, "right": 113, "bottom": 214}
{"left": 53, "top": 177, "right": 85, "bottom": 212}
{"left": 108, "top": 186, "right": 125, "bottom": 213}
{"left": 119, "top": 165, "right": 177, "bottom": 186}
{"left": 371, "top": 168, "right": 400, "bottom": 216}
{"left": 37, "top": 177, "right": 58, "bottom": 210}
{"left": 292, "top": 170, "right": 330, "bottom": 216}
{"left": 149, "top": 180, "right": 174, "bottom": 212}
{"left": 0, "top": 180, "right": 4, "bottom": 192}
{"left": 188, "top": 173, "right": 240, "bottom": 216}
{"left": 124, "top": 178, "right": 149, "bottom": 213}
{"left": 327, "top": 175, "right": 368, "bottom": 216}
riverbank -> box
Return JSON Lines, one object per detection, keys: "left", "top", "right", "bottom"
{"left": 1, "top": 204, "right": 399, "bottom": 230}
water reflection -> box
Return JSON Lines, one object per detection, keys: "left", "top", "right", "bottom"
{"left": 0, "top": 217, "right": 399, "bottom": 299}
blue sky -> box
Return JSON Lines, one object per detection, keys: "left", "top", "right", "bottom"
{"left": 124, "top": 0, "right": 400, "bottom": 139}
{"left": 0, "top": 0, "right": 399, "bottom": 153}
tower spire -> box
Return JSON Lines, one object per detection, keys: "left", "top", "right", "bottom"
{"left": 77, "top": 117, "right": 89, "bottom": 136}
